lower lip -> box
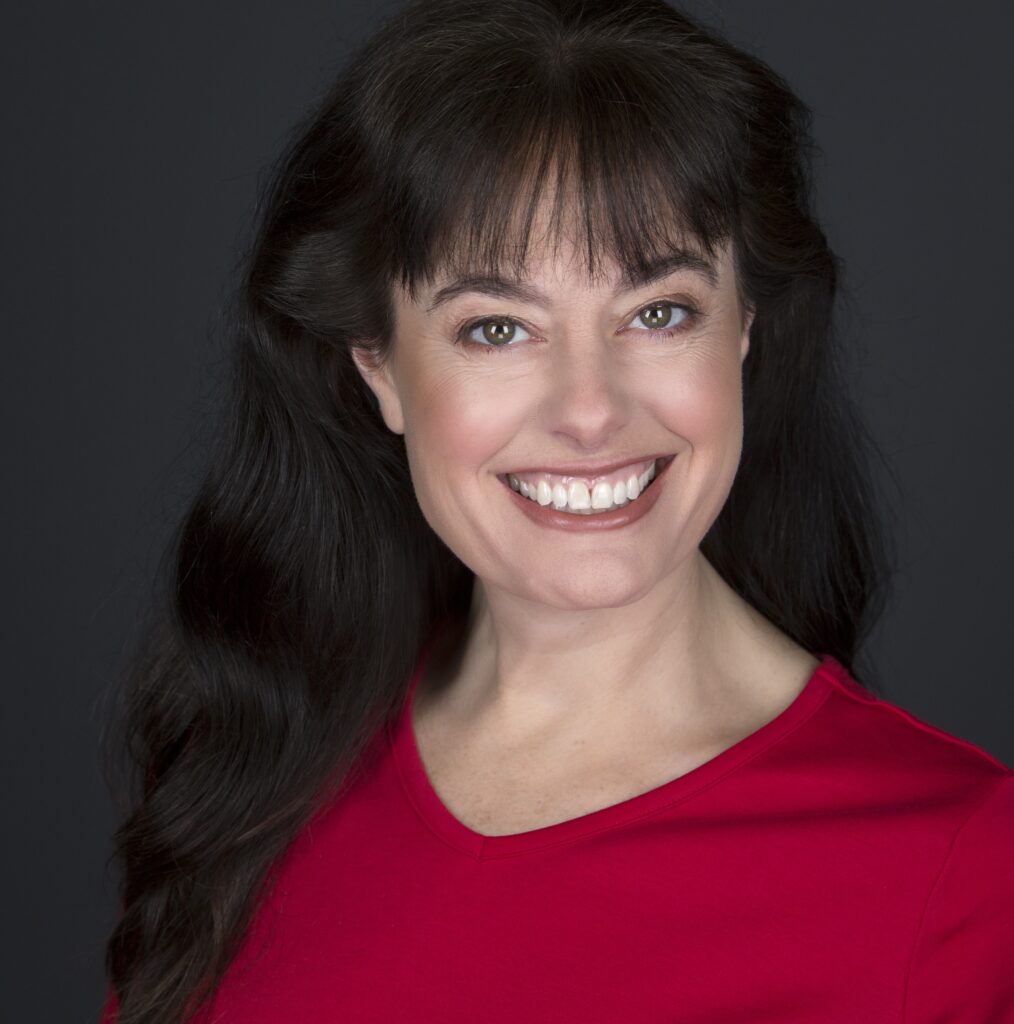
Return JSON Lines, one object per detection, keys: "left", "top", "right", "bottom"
{"left": 498, "top": 455, "right": 677, "bottom": 532}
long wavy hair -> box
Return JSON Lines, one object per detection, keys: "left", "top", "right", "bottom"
{"left": 100, "top": 0, "right": 898, "bottom": 1020}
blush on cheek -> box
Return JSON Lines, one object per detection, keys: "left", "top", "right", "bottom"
{"left": 653, "top": 359, "right": 741, "bottom": 443}
{"left": 445, "top": 382, "right": 529, "bottom": 461}
{"left": 410, "top": 381, "right": 525, "bottom": 486}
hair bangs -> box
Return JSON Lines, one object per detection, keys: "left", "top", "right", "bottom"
{"left": 384, "top": 42, "right": 741, "bottom": 302}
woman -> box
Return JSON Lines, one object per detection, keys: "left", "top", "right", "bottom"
{"left": 100, "top": 0, "right": 1014, "bottom": 1021}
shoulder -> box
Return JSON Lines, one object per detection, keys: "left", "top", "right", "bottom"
{"left": 795, "top": 656, "right": 1014, "bottom": 868}
{"left": 814, "top": 656, "right": 1012, "bottom": 795}
{"left": 807, "top": 663, "right": 1014, "bottom": 1018}
{"left": 900, "top": 774, "right": 1014, "bottom": 1020}
{"left": 927, "top": 773, "right": 1014, "bottom": 871}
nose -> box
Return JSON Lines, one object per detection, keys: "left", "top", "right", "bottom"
{"left": 543, "top": 335, "right": 632, "bottom": 450}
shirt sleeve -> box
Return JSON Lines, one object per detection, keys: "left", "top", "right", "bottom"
{"left": 903, "top": 773, "right": 1014, "bottom": 1023}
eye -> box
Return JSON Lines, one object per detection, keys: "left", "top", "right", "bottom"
{"left": 456, "top": 316, "right": 533, "bottom": 351}
{"left": 627, "top": 301, "right": 698, "bottom": 335}
{"left": 454, "top": 298, "right": 701, "bottom": 354}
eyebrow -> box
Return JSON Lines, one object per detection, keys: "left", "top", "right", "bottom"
{"left": 424, "top": 249, "right": 720, "bottom": 313}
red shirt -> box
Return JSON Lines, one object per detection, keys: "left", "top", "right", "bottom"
{"left": 101, "top": 641, "right": 1014, "bottom": 1022}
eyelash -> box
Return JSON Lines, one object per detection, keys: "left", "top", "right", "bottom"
{"left": 453, "top": 297, "right": 703, "bottom": 354}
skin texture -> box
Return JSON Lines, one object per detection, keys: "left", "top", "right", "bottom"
{"left": 352, "top": 207, "right": 820, "bottom": 833}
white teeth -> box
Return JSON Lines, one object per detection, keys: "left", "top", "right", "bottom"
{"left": 507, "top": 459, "right": 660, "bottom": 515}
{"left": 568, "top": 481, "right": 591, "bottom": 509}
{"left": 591, "top": 481, "right": 613, "bottom": 509}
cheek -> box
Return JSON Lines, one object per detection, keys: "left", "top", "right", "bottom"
{"left": 648, "top": 348, "right": 743, "bottom": 444}
{"left": 405, "top": 370, "right": 525, "bottom": 476}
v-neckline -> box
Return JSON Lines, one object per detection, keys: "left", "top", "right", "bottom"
{"left": 388, "top": 621, "right": 839, "bottom": 860}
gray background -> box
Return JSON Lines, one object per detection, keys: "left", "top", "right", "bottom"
{"left": 4, "top": 2, "right": 1012, "bottom": 1020}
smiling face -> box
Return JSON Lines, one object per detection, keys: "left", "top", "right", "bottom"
{"left": 352, "top": 213, "right": 753, "bottom": 614}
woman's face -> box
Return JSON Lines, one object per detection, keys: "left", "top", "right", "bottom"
{"left": 353, "top": 228, "right": 752, "bottom": 613}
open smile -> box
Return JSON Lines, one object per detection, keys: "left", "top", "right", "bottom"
{"left": 497, "top": 454, "right": 677, "bottom": 532}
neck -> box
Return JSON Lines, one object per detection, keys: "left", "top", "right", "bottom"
{"left": 417, "top": 551, "right": 811, "bottom": 749}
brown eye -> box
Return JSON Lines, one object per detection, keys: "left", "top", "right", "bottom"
{"left": 457, "top": 316, "right": 532, "bottom": 351}
{"left": 637, "top": 302, "right": 683, "bottom": 330}
{"left": 481, "top": 320, "right": 517, "bottom": 345}
{"left": 627, "top": 300, "right": 702, "bottom": 337}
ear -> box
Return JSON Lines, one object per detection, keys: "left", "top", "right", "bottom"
{"left": 350, "top": 346, "right": 406, "bottom": 436}
{"left": 740, "top": 307, "right": 754, "bottom": 362}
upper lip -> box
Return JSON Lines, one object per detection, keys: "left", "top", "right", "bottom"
{"left": 502, "top": 453, "right": 674, "bottom": 477}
